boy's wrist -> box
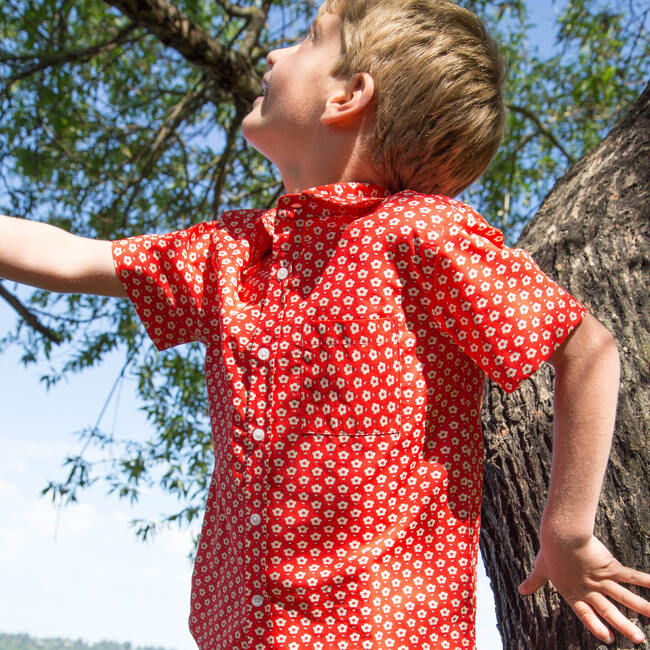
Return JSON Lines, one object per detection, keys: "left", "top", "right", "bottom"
{"left": 540, "top": 512, "right": 594, "bottom": 548}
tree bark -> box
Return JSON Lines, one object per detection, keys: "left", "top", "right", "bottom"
{"left": 480, "top": 82, "right": 650, "bottom": 649}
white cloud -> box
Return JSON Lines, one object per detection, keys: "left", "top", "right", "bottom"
{"left": 0, "top": 469, "right": 197, "bottom": 650}
{"left": 0, "top": 437, "right": 71, "bottom": 473}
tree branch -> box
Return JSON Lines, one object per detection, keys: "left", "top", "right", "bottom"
{"left": 5, "top": 23, "right": 140, "bottom": 89}
{"left": 508, "top": 103, "right": 578, "bottom": 165}
{"left": 137, "top": 80, "right": 210, "bottom": 179}
{"left": 112, "top": 80, "right": 212, "bottom": 228}
{"left": 101, "top": 0, "right": 262, "bottom": 111}
{"left": 212, "top": 109, "right": 245, "bottom": 214}
{"left": 0, "top": 282, "right": 62, "bottom": 344}
{"left": 215, "top": 0, "right": 262, "bottom": 19}
{"left": 239, "top": 0, "right": 274, "bottom": 58}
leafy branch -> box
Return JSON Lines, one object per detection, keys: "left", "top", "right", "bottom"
{"left": 0, "top": 282, "right": 62, "bottom": 344}
{"left": 110, "top": 78, "right": 214, "bottom": 228}
{"left": 211, "top": 108, "right": 245, "bottom": 214}
{"left": 3, "top": 23, "right": 140, "bottom": 95}
{"left": 507, "top": 103, "right": 577, "bottom": 165}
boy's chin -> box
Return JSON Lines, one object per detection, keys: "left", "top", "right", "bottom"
{"left": 241, "top": 115, "right": 278, "bottom": 162}
{"left": 241, "top": 112, "right": 263, "bottom": 148}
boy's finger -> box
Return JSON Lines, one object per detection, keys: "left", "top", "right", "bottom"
{"left": 587, "top": 592, "right": 647, "bottom": 645}
{"left": 518, "top": 570, "right": 547, "bottom": 595}
{"left": 602, "top": 580, "right": 650, "bottom": 618}
{"left": 570, "top": 599, "right": 615, "bottom": 645}
{"left": 618, "top": 566, "right": 650, "bottom": 589}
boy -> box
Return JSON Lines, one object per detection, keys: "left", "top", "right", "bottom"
{"left": 1, "top": 1, "right": 648, "bottom": 648}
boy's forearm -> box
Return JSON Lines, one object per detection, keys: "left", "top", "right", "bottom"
{"left": 543, "top": 313, "right": 620, "bottom": 543}
{"left": 0, "top": 214, "right": 125, "bottom": 297}
{"left": 523, "top": 314, "right": 650, "bottom": 646}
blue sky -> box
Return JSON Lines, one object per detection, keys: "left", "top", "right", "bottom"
{"left": 0, "top": 302, "right": 198, "bottom": 648}
{"left": 0, "top": 1, "right": 568, "bottom": 647}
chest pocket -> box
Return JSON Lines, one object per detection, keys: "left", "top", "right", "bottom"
{"left": 300, "top": 317, "right": 403, "bottom": 436}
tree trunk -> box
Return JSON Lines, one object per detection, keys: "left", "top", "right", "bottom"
{"left": 480, "top": 82, "right": 650, "bottom": 650}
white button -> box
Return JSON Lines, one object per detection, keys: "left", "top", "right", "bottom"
{"left": 250, "top": 513, "right": 262, "bottom": 526}
{"left": 253, "top": 428, "right": 265, "bottom": 442}
{"left": 277, "top": 267, "right": 289, "bottom": 281}
{"left": 251, "top": 595, "right": 264, "bottom": 607}
{"left": 258, "top": 347, "right": 270, "bottom": 361}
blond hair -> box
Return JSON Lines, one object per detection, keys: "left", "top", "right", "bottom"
{"left": 319, "top": 0, "right": 506, "bottom": 196}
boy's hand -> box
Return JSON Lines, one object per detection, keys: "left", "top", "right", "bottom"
{"left": 519, "top": 533, "right": 650, "bottom": 645}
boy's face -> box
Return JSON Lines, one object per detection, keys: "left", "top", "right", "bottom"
{"left": 242, "top": 12, "right": 346, "bottom": 176}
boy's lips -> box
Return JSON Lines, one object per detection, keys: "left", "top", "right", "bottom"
{"left": 253, "top": 75, "right": 270, "bottom": 104}
{"left": 262, "top": 74, "right": 271, "bottom": 97}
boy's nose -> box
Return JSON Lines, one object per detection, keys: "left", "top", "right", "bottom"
{"left": 266, "top": 44, "right": 299, "bottom": 66}
{"left": 266, "top": 49, "right": 278, "bottom": 66}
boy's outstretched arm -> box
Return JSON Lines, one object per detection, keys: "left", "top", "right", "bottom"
{"left": 0, "top": 215, "right": 125, "bottom": 297}
{"left": 518, "top": 312, "right": 650, "bottom": 645}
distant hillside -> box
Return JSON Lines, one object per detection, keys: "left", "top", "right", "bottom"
{"left": 0, "top": 633, "right": 176, "bottom": 650}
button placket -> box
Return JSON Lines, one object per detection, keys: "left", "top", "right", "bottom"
{"left": 241, "top": 198, "right": 308, "bottom": 642}
{"left": 241, "top": 209, "right": 291, "bottom": 631}
{"left": 243, "top": 344, "right": 270, "bottom": 622}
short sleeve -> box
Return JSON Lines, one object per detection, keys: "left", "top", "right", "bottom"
{"left": 112, "top": 222, "right": 219, "bottom": 350}
{"left": 422, "top": 201, "right": 585, "bottom": 392}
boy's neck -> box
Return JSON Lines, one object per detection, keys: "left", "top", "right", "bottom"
{"left": 282, "top": 172, "right": 385, "bottom": 195}
{"left": 279, "top": 125, "right": 386, "bottom": 195}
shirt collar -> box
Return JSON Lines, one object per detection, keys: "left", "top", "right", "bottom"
{"left": 252, "top": 182, "right": 391, "bottom": 264}
{"left": 287, "top": 181, "right": 391, "bottom": 208}
{"left": 264, "top": 181, "right": 389, "bottom": 231}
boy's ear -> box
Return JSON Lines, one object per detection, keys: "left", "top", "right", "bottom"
{"left": 321, "top": 72, "right": 375, "bottom": 126}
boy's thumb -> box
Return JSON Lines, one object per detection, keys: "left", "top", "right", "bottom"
{"left": 518, "top": 571, "right": 546, "bottom": 596}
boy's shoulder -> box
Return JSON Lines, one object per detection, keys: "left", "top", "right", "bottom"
{"left": 373, "top": 189, "right": 506, "bottom": 248}
{"left": 199, "top": 185, "right": 506, "bottom": 252}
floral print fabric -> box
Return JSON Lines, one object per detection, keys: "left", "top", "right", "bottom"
{"left": 112, "top": 182, "right": 585, "bottom": 650}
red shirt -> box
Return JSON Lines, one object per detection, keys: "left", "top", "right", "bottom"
{"left": 112, "top": 182, "right": 584, "bottom": 650}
